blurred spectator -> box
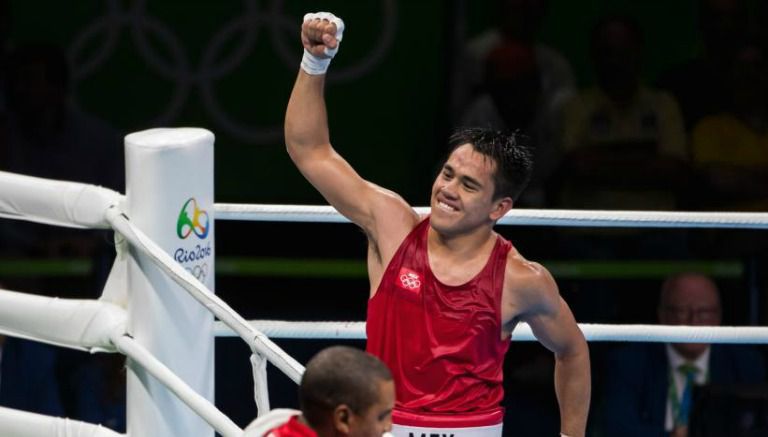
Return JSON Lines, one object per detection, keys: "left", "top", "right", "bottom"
{"left": 461, "top": 41, "right": 540, "bottom": 139}
{"left": 456, "top": 0, "right": 574, "bottom": 115}
{"left": 455, "top": 0, "right": 575, "bottom": 205}
{"left": 556, "top": 15, "right": 689, "bottom": 212}
{"left": 600, "top": 273, "right": 766, "bottom": 437}
{"left": 459, "top": 40, "right": 559, "bottom": 206}
{"left": 0, "top": 334, "right": 64, "bottom": 416}
{"left": 690, "top": 39, "right": 768, "bottom": 212}
{"left": 657, "top": 0, "right": 751, "bottom": 131}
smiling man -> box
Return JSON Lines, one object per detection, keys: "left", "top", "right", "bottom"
{"left": 283, "top": 12, "right": 590, "bottom": 437}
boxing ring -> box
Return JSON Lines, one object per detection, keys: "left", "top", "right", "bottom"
{"left": 0, "top": 127, "right": 767, "bottom": 436}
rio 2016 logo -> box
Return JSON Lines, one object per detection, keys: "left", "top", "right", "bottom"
{"left": 177, "top": 198, "right": 209, "bottom": 239}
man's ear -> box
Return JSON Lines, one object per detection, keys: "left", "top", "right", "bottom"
{"left": 333, "top": 404, "right": 352, "bottom": 435}
{"left": 490, "top": 197, "right": 513, "bottom": 221}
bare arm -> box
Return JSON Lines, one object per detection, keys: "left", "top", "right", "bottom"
{"left": 515, "top": 264, "right": 591, "bottom": 437}
{"left": 284, "top": 14, "right": 418, "bottom": 267}
{"left": 285, "top": 16, "right": 417, "bottom": 231}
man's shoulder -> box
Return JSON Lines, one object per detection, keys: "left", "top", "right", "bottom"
{"left": 502, "top": 251, "right": 559, "bottom": 309}
{"left": 369, "top": 187, "right": 420, "bottom": 225}
{"left": 504, "top": 251, "right": 552, "bottom": 287}
{"left": 365, "top": 189, "right": 419, "bottom": 234}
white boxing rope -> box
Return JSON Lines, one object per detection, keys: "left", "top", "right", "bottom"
{"left": 214, "top": 204, "right": 768, "bottom": 229}
{"left": 0, "top": 406, "right": 124, "bottom": 437}
{"left": 0, "top": 170, "right": 121, "bottom": 229}
{"left": 104, "top": 207, "right": 305, "bottom": 384}
{"left": 0, "top": 288, "right": 126, "bottom": 353}
{"left": 215, "top": 320, "right": 366, "bottom": 340}
{"left": 110, "top": 333, "right": 242, "bottom": 437}
{"left": 5, "top": 168, "right": 768, "bottom": 435}
{"left": 213, "top": 320, "right": 768, "bottom": 344}
{"left": 0, "top": 287, "right": 239, "bottom": 436}
{"left": 577, "top": 324, "right": 768, "bottom": 343}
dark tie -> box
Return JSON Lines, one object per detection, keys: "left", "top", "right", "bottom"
{"left": 675, "top": 363, "right": 699, "bottom": 427}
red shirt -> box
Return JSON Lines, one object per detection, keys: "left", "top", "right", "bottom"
{"left": 265, "top": 416, "right": 316, "bottom": 437}
{"left": 366, "top": 217, "right": 511, "bottom": 421}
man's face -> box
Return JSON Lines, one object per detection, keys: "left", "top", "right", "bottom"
{"left": 430, "top": 144, "right": 510, "bottom": 236}
{"left": 347, "top": 379, "right": 394, "bottom": 437}
{"left": 658, "top": 275, "right": 722, "bottom": 359}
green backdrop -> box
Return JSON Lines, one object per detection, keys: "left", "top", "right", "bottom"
{"left": 9, "top": 0, "right": 705, "bottom": 204}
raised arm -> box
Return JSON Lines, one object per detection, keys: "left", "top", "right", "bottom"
{"left": 284, "top": 13, "right": 417, "bottom": 243}
{"left": 510, "top": 263, "right": 591, "bottom": 437}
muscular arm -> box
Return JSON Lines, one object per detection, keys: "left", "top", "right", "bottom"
{"left": 511, "top": 263, "right": 591, "bottom": 437}
{"left": 284, "top": 15, "right": 418, "bottom": 276}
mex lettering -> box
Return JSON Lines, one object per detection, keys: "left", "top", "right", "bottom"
{"left": 407, "top": 433, "right": 454, "bottom": 437}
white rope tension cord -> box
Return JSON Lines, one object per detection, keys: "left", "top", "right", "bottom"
{"left": 110, "top": 333, "right": 242, "bottom": 437}
{"left": 214, "top": 204, "right": 768, "bottom": 229}
{"left": 104, "top": 207, "right": 305, "bottom": 384}
{"left": 213, "top": 320, "right": 768, "bottom": 344}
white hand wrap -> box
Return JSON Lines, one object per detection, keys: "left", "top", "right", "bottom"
{"left": 301, "top": 12, "right": 345, "bottom": 75}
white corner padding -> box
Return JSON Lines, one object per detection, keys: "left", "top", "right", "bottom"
{"left": 0, "top": 288, "right": 126, "bottom": 353}
{"left": 0, "top": 406, "right": 124, "bottom": 437}
{"left": 0, "top": 171, "right": 122, "bottom": 229}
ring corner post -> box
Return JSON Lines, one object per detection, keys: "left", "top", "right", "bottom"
{"left": 124, "top": 127, "right": 216, "bottom": 437}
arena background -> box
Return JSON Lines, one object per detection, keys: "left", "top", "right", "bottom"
{"left": 2, "top": 1, "right": 766, "bottom": 436}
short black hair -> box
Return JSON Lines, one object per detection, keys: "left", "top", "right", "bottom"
{"left": 446, "top": 127, "right": 534, "bottom": 201}
{"left": 299, "top": 346, "right": 392, "bottom": 429}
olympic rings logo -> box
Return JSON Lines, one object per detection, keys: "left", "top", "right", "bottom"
{"left": 177, "top": 197, "right": 210, "bottom": 239}
{"left": 67, "top": 0, "right": 398, "bottom": 144}
{"left": 399, "top": 272, "right": 421, "bottom": 291}
{"left": 186, "top": 263, "right": 209, "bottom": 283}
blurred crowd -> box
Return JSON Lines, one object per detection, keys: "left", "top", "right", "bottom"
{"left": 455, "top": 1, "right": 768, "bottom": 435}
{"left": 456, "top": 0, "right": 768, "bottom": 216}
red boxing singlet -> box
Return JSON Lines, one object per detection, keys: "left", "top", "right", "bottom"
{"left": 266, "top": 416, "right": 317, "bottom": 437}
{"left": 366, "top": 217, "right": 512, "bottom": 422}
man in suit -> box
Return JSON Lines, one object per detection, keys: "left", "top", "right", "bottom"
{"left": 600, "top": 272, "right": 765, "bottom": 437}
